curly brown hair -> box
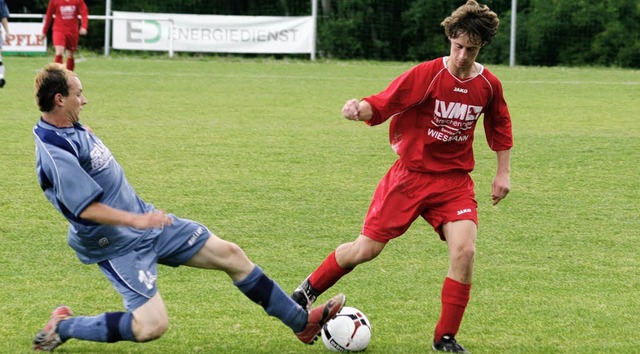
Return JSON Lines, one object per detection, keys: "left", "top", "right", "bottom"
{"left": 441, "top": 0, "right": 500, "bottom": 46}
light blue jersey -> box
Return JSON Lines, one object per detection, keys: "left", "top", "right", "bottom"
{"left": 0, "top": 0, "right": 8, "bottom": 21}
{"left": 0, "top": 0, "right": 9, "bottom": 47}
{"left": 32, "top": 119, "right": 307, "bottom": 331}
{"left": 34, "top": 119, "right": 156, "bottom": 264}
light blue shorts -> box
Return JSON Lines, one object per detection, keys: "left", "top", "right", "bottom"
{"left": 98, "top": 215, "right": 210, "bottom": 311}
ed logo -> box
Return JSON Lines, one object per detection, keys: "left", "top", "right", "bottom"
{"left": 126, "top": 20, "right": 161, "bottom": 43}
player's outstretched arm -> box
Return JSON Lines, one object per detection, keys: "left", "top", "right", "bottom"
{"left": 79, "top": 202, "right": 173, "bottom": 229}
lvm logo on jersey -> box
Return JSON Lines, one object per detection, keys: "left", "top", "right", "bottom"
{"left": 434, "top": 99, "right": 483, "bottom": 121}
{"left": 428, "top": 99, "right": 484, "bottom": 142}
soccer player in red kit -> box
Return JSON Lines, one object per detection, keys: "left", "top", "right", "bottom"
{"left": 42, "top": 0, "right": 88, "bottom": 71}
{"left": 291, "top": 1, "right": 512, "bottom": 352}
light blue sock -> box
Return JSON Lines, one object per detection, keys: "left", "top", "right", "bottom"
{"left": 58, "top": 311, "right": 136, "bottom": 342}
{"left": 234, "top": 265, "right": 308, "bottom": 332}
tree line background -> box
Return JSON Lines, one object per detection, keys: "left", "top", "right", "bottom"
{"left": 7, "top": 0, "right": 640, "bottom": 68}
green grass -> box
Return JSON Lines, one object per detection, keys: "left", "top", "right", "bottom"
{"left": 1, "top": 54, "right": 639, "bottom": 353}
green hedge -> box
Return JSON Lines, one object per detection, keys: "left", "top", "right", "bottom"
{"left": 15, "top": 0, "right": 639, "bottom": 67}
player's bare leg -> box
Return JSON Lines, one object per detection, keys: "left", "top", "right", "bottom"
{"left": 292, "top": 235, "right": 385, "bottom": 309}
{"left": 130, "top": 292, "right": 169, "bottom": 342}
{"left": 184, "top": 233, "right": 254, "bottom": 279}
{"left": 432, "top": 220, "right": 476, "bottom": 353}
{"left": 65, "top": 49, "right": 76, "bottom": 71}
{"left": 53, "top": 45, "right": 65, "bottom": 64}
{"left": 443, "top": 220, "right": 476, "bottom": 283}
{"left": 187, "top": 233, "right": 344, "bottom": 344}
{"left": 335, "top": 235, "right": 386, "bottom": 269}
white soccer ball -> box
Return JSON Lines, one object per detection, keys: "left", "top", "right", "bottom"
{"left": 321, "top": 306, "right": 372, "bottom": 352}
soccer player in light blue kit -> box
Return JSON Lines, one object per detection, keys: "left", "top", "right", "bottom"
{"left": 31, "top": 63, "right": 345, "bottom": 352}
{"left": 0, "top": 0, "right": 9, "bottom": 88}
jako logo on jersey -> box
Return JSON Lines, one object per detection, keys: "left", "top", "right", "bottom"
{"left": 138, "top": 270, "right": 157, "bottom": 290}
{"left": 434, "top": 99, "right": 482, "bottom": 121}
{"left": 457, "top": 208, "right": 472, "bottom": 215}
{"left": 454, "top": 87, "right": 468, "bottom": 93}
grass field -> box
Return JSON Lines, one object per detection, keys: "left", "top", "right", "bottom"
{"left": 0, "top": 54, "right": 638, "bottom": 353}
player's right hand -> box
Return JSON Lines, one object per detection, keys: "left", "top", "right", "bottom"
{"left": 342, "top": 99, "right": 360, "bottom": 121}
{"left": 135, "top": 210, "right": 173, "bottom": 229}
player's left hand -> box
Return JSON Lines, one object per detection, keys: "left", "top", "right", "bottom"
{"left": 491, "top": 172, "right": 510, "bottom": 205}
{"left": 79, "top": 28, "right": 88, "bottom": 35}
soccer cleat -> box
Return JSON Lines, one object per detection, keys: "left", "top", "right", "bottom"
{"left": 291, "top": 277, "right": 320, "bottom": 310}
{"left": 296, "top": 293, "right": 346, "bottom": 344}
{"left": 432, "top": 335, "right": 470, "bottom": 353}
{"left": 0, "top": 78, "right": 5, "bottom": 88}
{"left": 33, "top": 306, "right": 73, "bottom": 352}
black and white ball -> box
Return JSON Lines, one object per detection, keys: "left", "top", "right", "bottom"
{"left": 321, "top": 306, "right": 371, "bottom": 352}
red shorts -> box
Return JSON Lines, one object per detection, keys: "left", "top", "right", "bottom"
{"left": 52, "top": 30, "right": 79, "bottom": 51}
{"left": 362, "top": 160, "right": 478, "bottom": 242}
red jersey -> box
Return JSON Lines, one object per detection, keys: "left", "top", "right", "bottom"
{"left": 42, "top": 0, "right": 88, "bottom": 34}
{"left": 364, "top": 57, "right": 513, "bottom": 174}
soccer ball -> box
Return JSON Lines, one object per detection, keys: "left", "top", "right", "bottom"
{"left": 321, "top": 306, "right": 372, "bottom": 352}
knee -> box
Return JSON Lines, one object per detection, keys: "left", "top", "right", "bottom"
{"left": 452, "top": 244, "right": 476, "bottom": 265}
{"left": 134, "top": 317, "right": 169, "bottom": 342}
{"left": 338, "top": 241, "right": 383, "bottom": 267}
{"left": 358, "top": 245, "right": 382, "bottom": 263}
{"left": 222, "top": 241, "right": 246, "bottom": 259}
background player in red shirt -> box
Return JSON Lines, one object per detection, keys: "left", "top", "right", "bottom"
{"left": 291, "top": 1, "right": 512, "bottom": 352}
{"left": 42, "top": 0, "right": 88, "bottom": 71}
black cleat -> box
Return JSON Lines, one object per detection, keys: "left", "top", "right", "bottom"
{"left": 432, "top": 335, "right": 470, "bottom": 353}
{"left": 291, "top": 276, "right": 320, "bottom": 310}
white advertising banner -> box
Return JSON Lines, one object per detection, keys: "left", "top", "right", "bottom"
{"left": 112, "top": 11, "right": 314, "bottom": 54}
{"left": 3, "top": 23, "right": 47, "bottom": 55}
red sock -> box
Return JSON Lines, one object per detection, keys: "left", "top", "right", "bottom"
{"left": 308, "top": 251, "right": 352, "bottom": 293}
{"left": 66, "top": 58, "right": 75, "bottom": 71}
{"left": 54, "top": 55, "right": 63, "bottom": 64}
{"left": 434, "top": 277, "right": 471, "bottom": 341}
